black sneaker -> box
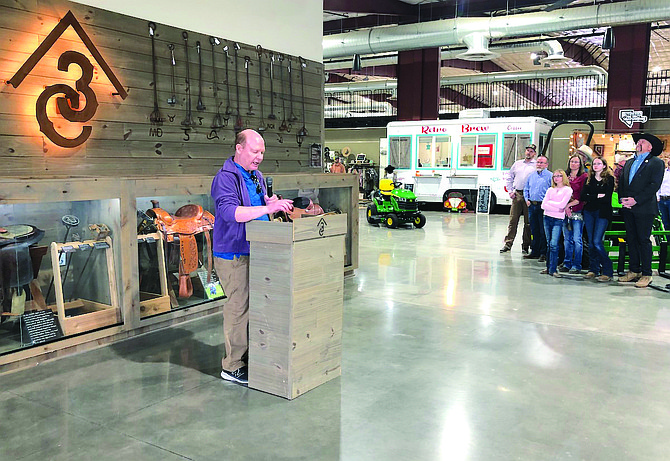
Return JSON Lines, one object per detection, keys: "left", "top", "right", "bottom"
{"left": 221, "top": 366, "right": 248, "bottom": 385}
{"left": 537, "top": 255, "right": 546, "bottom": 263}
{"left": 558, "top": 265, "right": 570, "bottom": 273}
{"left": 500, "top": 245, "right": 511, "bottom": 253}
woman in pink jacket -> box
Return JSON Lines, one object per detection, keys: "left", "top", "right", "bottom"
{"left": 541, "top": 169, "right": 574, "bottom": 277}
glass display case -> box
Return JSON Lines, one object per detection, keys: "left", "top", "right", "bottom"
{"left": 136, "top": 194, "right": 223, "bottom": 319}
{"left": 0, "top": 198, "right": 122, "bottom": 355}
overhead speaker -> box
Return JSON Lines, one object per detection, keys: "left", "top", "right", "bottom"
{"left": 352, "top": 54, "right": 362, "bottom": 71}
{"left": 602, "top": 27, "right": 615, "bottom": 50}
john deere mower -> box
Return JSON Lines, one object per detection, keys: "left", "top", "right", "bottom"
{"left": 366, "top": 179, "right": 426, "bottom": 228}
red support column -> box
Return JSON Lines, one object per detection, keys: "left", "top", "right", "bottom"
{"left": 605, "top": 24, "right": 651, "bottom": 132}
{"left": 397, "top": 48, "right": 440, "bottom": 121}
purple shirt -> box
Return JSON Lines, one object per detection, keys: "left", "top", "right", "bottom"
{"left": 210, "top": 157, "right": 267, "bottom": 255}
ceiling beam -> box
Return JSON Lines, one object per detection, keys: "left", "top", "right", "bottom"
{"left": 324, "top": 0, "right": 416, "bottom": 16}
{"left": 559, "top": 39, "right": 609, "bottom": 71}
{"left": 440, "top": 87, "right": 490, "bottom": 109}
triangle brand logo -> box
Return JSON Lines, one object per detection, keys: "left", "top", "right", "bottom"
{"left": 8, "top": 10, "right": 127, "bottom": 150}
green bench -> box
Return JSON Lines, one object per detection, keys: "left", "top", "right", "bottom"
{"left": 604, "top": 227, "right": 670, "bottom": 275}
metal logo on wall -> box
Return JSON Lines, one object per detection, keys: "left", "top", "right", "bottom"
{"left": 8, "top": 11, "right": 127, "bottom": 150}
{"left": 619, "top": 109, "right": 648, "bottom": 129}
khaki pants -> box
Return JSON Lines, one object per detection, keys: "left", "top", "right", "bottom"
{"left": 504, "top": 190, "right": 531, "bottom": 250}
{"left": 214, "top": 256, "right": 249, "bottom": 372}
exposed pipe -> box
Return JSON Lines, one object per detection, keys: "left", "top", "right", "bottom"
{"left": 324, "top": 40, "right": 567, "bottom": 70}
{"left": 324, "top": 65, "right": 607, "bottom": 93}
{"left": 322, "top": 0, "right": 670, "bottom": 59}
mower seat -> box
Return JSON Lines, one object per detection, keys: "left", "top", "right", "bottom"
{"left": 379, "top": 179, "right": 394, "bottom": 196}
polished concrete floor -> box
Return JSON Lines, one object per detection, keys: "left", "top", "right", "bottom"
{"left": 2, "top": 210, "right": 670, "bottom": 460}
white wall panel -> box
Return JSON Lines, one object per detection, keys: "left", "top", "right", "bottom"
{"left": 73, "top": 0, "right": 323, "bottom": 62}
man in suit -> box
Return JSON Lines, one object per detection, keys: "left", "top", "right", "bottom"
{"left": 617, "top": 132, "right": 665, "bottom": 288}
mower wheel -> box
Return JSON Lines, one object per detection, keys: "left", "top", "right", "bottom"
{"left": 366, "top": 205, "right": 378, "bottom": 224}
{"left": 413, "top": 213, "right": 426, "bottom": 228}
{"left": 385, "top": 213, "right": 399, "bottom": 229}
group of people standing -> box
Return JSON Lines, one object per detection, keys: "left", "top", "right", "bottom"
{"left": 501, "top": 133, "right": 666, "bottom": 288}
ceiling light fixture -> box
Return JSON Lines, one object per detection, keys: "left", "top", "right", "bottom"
{"left": 352, "top": 54, "right": 362, "bottom": 72}
{"left": 602, "top": 27, "right": 615, "bottom": 50}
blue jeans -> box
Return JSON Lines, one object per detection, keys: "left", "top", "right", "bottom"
{"left": 528, "top": 204, "right": 547, "bottom": 257}
{"left": 543, "top": 216, "right": 564, "bottom": 274}
{"left": 659, "top": 198, "right": 670, "bottom": 230}
{"left": 583, "top": 209, "right": 613, "bottom": 277}
{"left": 562, "top": 214, "right": 584, "bottom": 270}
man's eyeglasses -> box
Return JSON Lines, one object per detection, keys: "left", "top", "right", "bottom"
{"left": 250, "top": 172, "right": 262, "bottom": 195}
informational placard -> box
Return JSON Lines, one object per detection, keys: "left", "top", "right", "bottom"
{"left": 477, "top": 185, "right": 491, "bottom": 214}
{"left": 20, "top": 310, "right": 63, "bottom": 346}
{"left": 196, "top": 269, "right": 225, "bottom": 300}
{"left": 310, "top": 143, "right": 322, "bottom": 168}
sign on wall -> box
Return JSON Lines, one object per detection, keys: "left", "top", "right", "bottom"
{"left": 0, "top": 0, "right": 323, "bottom": 176}
{"left": 8, "top": 11, "right": 127, "bottom": 150}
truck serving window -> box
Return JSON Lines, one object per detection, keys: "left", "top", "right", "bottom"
{"left": 417, "top": 135, "right": 451, "bottom": 168}
{"left": 503, "top": 133, "right": 531, "bottom": 169}
{"left": 389, "top": 136, "right": 411, "bottom": 169}
{"left": 459, "top": 134, "right": 496, "bottom": 169}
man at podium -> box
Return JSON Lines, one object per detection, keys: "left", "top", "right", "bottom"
{"left": 211, "top": 129, "right": 293, "bottom": 385}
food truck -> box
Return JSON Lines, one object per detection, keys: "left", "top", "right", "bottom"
{"left": 382, "top": 116, "right": 553, "bottom": 210}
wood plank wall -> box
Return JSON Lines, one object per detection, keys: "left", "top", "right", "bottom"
{"left": 0, "top": 0, "right": 324, "bottom": 177}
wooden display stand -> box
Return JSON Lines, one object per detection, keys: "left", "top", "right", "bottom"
{"left": 137, "top": 233, "right": 171, "bottom": 318}
{"left": 246, "top": 214, "right": 346, "bottom": 399}
{"left": 49, "top": 237, "right": 121, "bottom": 335}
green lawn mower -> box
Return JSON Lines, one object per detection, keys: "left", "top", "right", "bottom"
{"left": 366, "top": 179, "right": 426, "bottom": 229}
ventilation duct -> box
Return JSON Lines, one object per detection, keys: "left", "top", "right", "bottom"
{"left": 455, "top": 33, "right": 500, "bottom": 61}
{"left": 322, "top": 0, "right": 670, "bottom": 59}
{"left": 324, "top": 66, "right": 607, "bottom": 93}
{"left": 324, "top": 40, "right": 569, "bottom": 70}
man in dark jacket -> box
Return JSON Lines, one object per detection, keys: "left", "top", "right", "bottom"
{"left": 617, "top": 132, "right": 665, "bottom": 288}
{"left": 211, "top": 129, "right": 293, "bottom": 384}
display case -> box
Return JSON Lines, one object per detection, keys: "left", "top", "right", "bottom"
{"left": 0, "top": 173, "right": 358, "bottom": 373}
{"left": 0, "top": 197, "right": 123, "bottom": 356}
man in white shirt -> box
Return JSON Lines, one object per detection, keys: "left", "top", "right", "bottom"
{"left": 500, "top": 144, "right": 538, "bottom": 254}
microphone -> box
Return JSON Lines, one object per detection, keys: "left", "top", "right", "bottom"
{"left": 266, "top": 176, "right": 273, "bottom": 197}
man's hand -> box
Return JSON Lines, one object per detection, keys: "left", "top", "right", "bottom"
{"left": 266, "top": 195, "right": 293, "bottom": 214}
{"left": 509, "top": 191, "right": 516, "bottom": 199}
{"left": 621, "top": 197, "right": 637, "bottom": 208}
{"left": 526, "top": 200, "right": 531, "bottom": 207}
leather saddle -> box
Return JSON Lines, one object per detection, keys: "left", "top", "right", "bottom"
{"left": 0, "top": 225, "right": 45, "bottom": 318}
{"left": 148, "top": 204, "right": 215, "bottom": 298}
{"left": 284, "top": 197, "right": 324, "bottom": 221}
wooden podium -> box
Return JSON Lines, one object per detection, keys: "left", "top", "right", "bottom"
{"left": 246, "top": 214, "right": 346, "bottom": 399}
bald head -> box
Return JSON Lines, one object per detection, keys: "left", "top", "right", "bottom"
{"left": 234, "top": 129, "right": 265, "bottom": 171}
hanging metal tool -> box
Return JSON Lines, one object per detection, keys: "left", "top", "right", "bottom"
{"left": 148, "top": 22, "right": 163, "bottom": 124}
{"left": 233, "top": 43, "right": 243, "bottom": 133}
{"left": 196, "top": 41, "right": 206, "bottom": 112}
{"left": 223, "top": 44, "right": 232, "bottom": 119}
{"left": 181, "top": 31, "right": 195, "bottom": 127}
{"left": 244, "top": 56, "right": 254, "bottom": 117}
{"left": 287, "top": 57, "right": 298, "bottom": 123}
{"left": 167, "top": 44, "right": 177, "bottom": 105}
{"left": 278, "top": 54, "right": 290, "bottom": 132}
{"left": 256, "top": 45, "right": 266, "bottom": 133}
{"left": 209, "top": 37, "right": 225, "bottom": 128}
{"left": 296, "top": 56, "right": 308, "bottom": 147}
{"left": 268, "top": 53, "right": 277, "bottom": 122}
